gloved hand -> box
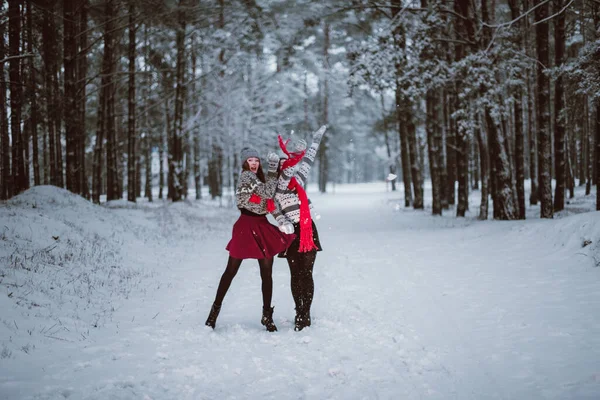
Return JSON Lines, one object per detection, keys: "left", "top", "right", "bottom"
{"left": 293, "top": 139, "right": 307, "bottom": 152}
{"left": 267, "top": 152, "right": 280, "bottom": 171}
{"left": 313, "top": 125, "right": 327, "bottom": 141}
{"left": 279, "top": 223, "right": 294, "bottom": 235}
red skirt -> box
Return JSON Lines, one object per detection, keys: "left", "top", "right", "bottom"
{"left": 226, "top": 212, "right": 296, "bottom": 259}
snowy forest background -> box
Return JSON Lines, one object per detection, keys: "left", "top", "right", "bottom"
{"left": 1, "top": 0, "right": 600, "bottom": 219}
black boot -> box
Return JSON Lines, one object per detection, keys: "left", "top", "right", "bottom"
{"left": 205, "top": 303, "right": 221, "bottom": 329}
{"left": 261, "top": 306, "right": 278, "bottom": 332}
{"left": 294, "top": 306, "right": 309, "bottom": 331}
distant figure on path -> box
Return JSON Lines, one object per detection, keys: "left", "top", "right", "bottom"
{"left": 205, "top": 147, "right": 295, "bottom": 332}
{"left": 273, "top": 125, "right": 327, "bottom": 331}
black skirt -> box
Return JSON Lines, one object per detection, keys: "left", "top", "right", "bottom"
{"left": 278, "top": 220, "right": 323, "bottom": 258}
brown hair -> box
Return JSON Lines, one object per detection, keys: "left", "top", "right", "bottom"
{"left": 242, "top": 159, "right": 265, "bottom": 183}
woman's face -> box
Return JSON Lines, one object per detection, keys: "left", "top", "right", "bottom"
{"left": 247, "top": 157, "right": 260, "bottom": 173}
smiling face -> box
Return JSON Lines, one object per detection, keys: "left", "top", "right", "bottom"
{"left": 246, "top": 157, "right": 260, "bottom": 173}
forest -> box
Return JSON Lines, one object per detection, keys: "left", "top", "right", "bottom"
{"left": 1, "top": 0, "right": 599, "bottom": 220}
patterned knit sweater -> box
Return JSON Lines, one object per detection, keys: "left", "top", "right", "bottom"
{"left": 272, "top": 127, "right": 325, "bottom": 225}
{"left": 236, "top": 160, "right": 278, "bottom": 215}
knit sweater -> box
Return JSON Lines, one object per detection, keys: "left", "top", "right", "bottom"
{"left": 272, "top": 127, "right": 325, "bottom": 225}
{"left": 236, "top": 160, "right": 278, "bottom": 214}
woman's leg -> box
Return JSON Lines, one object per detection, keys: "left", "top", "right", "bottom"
{"left": 213, "top": 256, "right": 243, "bottom": 306}
{"left": 298, "top": 251, "right": 316, "bottom": 313}
{"left": 257, "top": 257, "right": 274, "bottom": 309}
{"left": 258, "top": 257, "right": 277, "bottom": 332}
{"left": 287, "top": 256, "right": 303, "bottom": 311}
{"left": 206, "top": 256, "right": 243, "bottom": 328}
{"left": 287, "top": 251, "right": 317, "bottom": 330}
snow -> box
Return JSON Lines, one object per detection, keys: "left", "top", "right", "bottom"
{"left": 1, "top": 183, "right": 599, "bottom": 399}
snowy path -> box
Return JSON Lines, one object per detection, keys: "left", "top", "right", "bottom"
{"left": 2, "top": 185, "right": 600, "bottom": 399}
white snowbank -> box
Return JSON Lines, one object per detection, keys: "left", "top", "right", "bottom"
{"left": 0, "top": 183, "right": 598, "bottom": 400}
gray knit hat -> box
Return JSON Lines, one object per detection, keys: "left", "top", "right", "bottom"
{"left": 240, "top": 147, "right": 260, "bottom": 164}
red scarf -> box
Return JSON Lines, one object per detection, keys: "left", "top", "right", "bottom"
{"left": 278, "top": 135, "right": 305, "bottom": 169}
{"left": 287, "top": 178, "right": 317, "bottom": 252}
{"left": 279, "top": 135, "right": 316, "bottom": 252}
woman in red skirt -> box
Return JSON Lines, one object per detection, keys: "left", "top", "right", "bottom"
{"left": 205, "top": 147, "right": 295, "bottom": 331}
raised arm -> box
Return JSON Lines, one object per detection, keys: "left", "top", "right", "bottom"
{"left": 294, "top": 125, "right": 326, "bottom": 188}
{"left": 277, "top": 125, "right": 327, "bottom": 191}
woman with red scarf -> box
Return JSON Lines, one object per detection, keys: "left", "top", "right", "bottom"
{"left": 272, "top": 125, "right": 327, "bottom": 331}
{"left": 205, "top": 147, "right": 295, "bottom": 332}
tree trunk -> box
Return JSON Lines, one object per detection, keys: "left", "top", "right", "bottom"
{"left": 92, "top": 87, "right": 104, "bottom": 204}
{"left": 171, "top": 0, "right": 187, "bottom": 202}
{"left": 471, "top": 133, "right": 480, "bottom": 190}
{"left": 143, "top": 26, "right": 153, "bottom": 202}
{"left": 391, "top": 1, "right": 413, "bottom": 204}
{"left": 553, "top": 0, "right": 566, "bottom": 212}
{"left": 440, "top": 92, "right": 449, "bottom": 208}
{"left": 426, "top": 91, "right": 443, "bottom": 215}
{"left": 534, "top": 0, "right": 553, "bottom": 218}
{"left": 42, "top": 0, "right": 57, "bottom": 187}
{"left": 525, "top": 0, "right": 539, "bottom": 205}
{"left": 447, "top": 93, "right": 457, "bottom": 205}
{"left": 381, "top": 94, "right": 396, "bottom": 191}
{"left": 566, "top": 130, "right": 575, "bottom": 199}
{"left": 475, "top": 115, "right": 489, "bottom": 219}
{"left": 191, "top": 33, "right": 202, "bottom": 200}
{"left": 127, "top": 3, "right": 137, "bottom": 202}
{"left": 508, "top": 0, "right": 525, "bottom": 218}
{"left": 0, "top": 15, "right": 11, "bottom": 199}
{"left": 64, "top": 0, "right": 79, "bottom": 194}
{"left": 9, "top": 0, "right": 25, "bottom": 195}
{"left": 596, "top": 101, "right": 600, "bottom": 210}
{"left": 77, "top": 0, "right": 89, "bottom": 198}
{"left": 485, "top": 108, "right": 517, "bottom": 219}
{"left": 395, "top": 88, "right": 412, "bottom": 205}
{"left": 319, "top": 21, "right": 330, "bottom": 193}
{"left": 454, "top": 0, "right": 473, "bottom": 217}
{"left": 104, "top": 0, "right": 119, "bottom": 201}
{"left": 26, "top": 1, "right": 40, "bottom": 186}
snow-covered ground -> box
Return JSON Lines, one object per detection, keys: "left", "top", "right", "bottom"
{"left": 1, "top": 182, "right": 599, "bottom": 399}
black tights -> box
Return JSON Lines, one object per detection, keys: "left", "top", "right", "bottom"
{"left": 287, "top": 251, "right": 317, "bottom": 313}
{"left": 213, "top": 256, "right": 274, "bottom": 309}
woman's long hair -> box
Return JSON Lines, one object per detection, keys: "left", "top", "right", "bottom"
{"left": 242, "top": 159, "right": 265, "bottom": 183}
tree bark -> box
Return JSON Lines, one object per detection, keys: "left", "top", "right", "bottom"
{"left": 381, "top": 94, "right": 396, "bottom": 191}
{"left": 78, "top": 0, "right": 89, "bottom": 198}
{"left": 585, "top": 99, "right": 591, "bottom": 195}
{"left": 104, "top": 0, "right": 119, "bottom": 201}
{"left": 9, "top": 0, "right": 25, "bottom": 195}
{"left": 525, "top": 0, "right": 539, "bottom": 205}
{"left": 485, "top": 109, "right": 517, "bottom": 219}
{"left": 127, "top": 2, "right": 137, "bottom": 202}
{"left": 319, "top": 21, "right": 330, "bottom": 193}
{"left": 143, "top": 25, "right": 153, "bottom": 202}
{"left": 475, "top": 114, "right": 489, "bottom": 219}
{"left": 171, "top": 0, "right": 187, "bottom": 201}
{"left": 0, "top": 14, "right": 11, "bottom": 199}
{"left": 42, "top": 0, "right": 58, "bottom": 187}
{"left": 391, "top": 1, "right": 413, "bottom": 205}
{"left": 26, "top": 1, "right": 40, "bottom": 186}
{"left": 596, "top": 101, "right": 600, "bottom": 211}
{"left": 426, "top": 91, "right": 443, "bottom": 215}
{"left": 534, "top": 0, "right": 553, "bottom": 218}
{"left": 553, "top": 0, "right": 566, "bottom": 212}
{"left": 64, "top": 0, "right": 79, "bottom": 194}
{"left": 508, "top": 0, "right": 525, "bottom": 218}
{"left": 191, "top": 32, "right": 202, "bottom": 200}
{"left": 454, "top": 0, "right": 473, "bottom": 217}
{"left": 446, "top": 92, "right": 457, "bottom": 205}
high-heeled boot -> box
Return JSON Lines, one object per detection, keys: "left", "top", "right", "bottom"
{"left": 261, "top": 306, "right": 278, "bottom": 332}
{"left": 205, "top": 303, "right": 221, "bottom": 329}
